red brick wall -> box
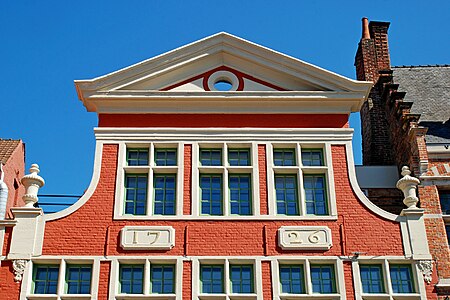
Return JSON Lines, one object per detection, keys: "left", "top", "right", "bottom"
{"left": 98, "top": 114, "right": 349, "bottom": 128}
{"left": 0, "top": 142, "right": 414, "bottom": 298}
{"left": 3, "top": 141, "right": 25, "bottom": 218}
{"left": 0, "top": 261, "right": 20, "bottom": 300}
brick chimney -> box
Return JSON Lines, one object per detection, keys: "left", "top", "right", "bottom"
{"left": 355, "top": 18, "right": 394, "bottom": 165}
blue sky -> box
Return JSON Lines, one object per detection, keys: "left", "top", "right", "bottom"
{"left": 1, "top": 1, "right": 448, "bottom": 197}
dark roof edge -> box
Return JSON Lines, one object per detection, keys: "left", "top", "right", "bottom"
{"left": 392, "top": 64, "right": 450, "bottom": 68}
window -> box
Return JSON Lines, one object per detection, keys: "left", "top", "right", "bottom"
{"left": 201, "top": 265, "right": 224, "bottom": 293}
{"left": 310, "top": 265, "right": 336, "bottom": 294}
{"left": 446, "top": 225, "right": 450, "bottom": 246}
{"left": 125, "top": 174, "right": 147, "bottom": 215}
{"left": 228, "top": 149, "right": 250, "bottom": 166}
{"left": 230, "top": 265, "right": 254, "bottom": 293}
{"left": 274, "top": 149, "right": 296, "bottom": 166}
{"left": 390, "top": 265, "right": 414, "bottom": 293}
{"left": 114, "top": 260, "right": 180, "bottom": 296}
{"left": 359, "top": 265, "right": 384, "bottom": 293}
{"left": 304, "top": 175, "right": 328, "bottom": 215}
{"left": 155, "top": 149, "right": 177, "bottom": 166}
{"left": 200, "top": 174, "right": 223, "bottom": 215}
{"left": 279, "top": 265, "right": 305, "bottom": 294}
{"left": 118, "top": 144, "right": 182, "bottom": 217}
{"left": 66, "top": 265, "right": 92, "bottom": 294}
{"left": 275, "top": 175, "right": 299, "bottom": 215}
{"left": 200, "top": 149, "right": 222, "bottom": 166}
{"left": 270, "top": 144, "right": 334, "bottom": 217}
{"left": 33, "top": 265, "right": 59, "bottom": 294}
{"left": 229, "top": 174, "right": 251, "bottom": 215}
{"left": 119, "top": 265, "right": 144, "bottom": 294}
{"left": 150, "top": 265, "right": 175, "bottom": 294}
{"left": 127, "top": 149, "right": 149, "bottom": 166}
{"left": 439, "top": 190, "right": 450, "bottom": 214}
{"left": 301, "top": 149, "right": 324, "bottom": 166}
{"left": 195, "top": 260, "right": 258, "bottom": 298}
{"left": 30, "top": 261, "right": 96, "bottom": 297}
{"left": 354, "top": 261, "right": 420, "bottom": 298}
{"left": 274, "top": 259, "right": 342, "bottom": 298}
{"left": 153, "top": 174, "right": 176, "bottom": 215}
{"left": 194, "top": 144, "right": 257, "bottom": 216}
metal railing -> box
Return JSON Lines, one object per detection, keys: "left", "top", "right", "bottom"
{"left": 36, "top": 195, "right": 81, "bottom": 214}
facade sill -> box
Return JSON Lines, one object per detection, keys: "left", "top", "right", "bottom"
{"left": 115, "top": 295, "right": 176, "bottom": 299}
{"left": 113, "top": 215, "right": 339, "bottom": 221}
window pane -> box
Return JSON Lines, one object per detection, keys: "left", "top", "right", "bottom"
{"left": 124, "top": 174, "right": 147, "bottom": 215}
{"left": 127, "top": 149, "right": 149, "bottom": 166}
{"left": 274, "top": 149, "right": 296, "bottom": 166}
{"left": 151, "top": 265, "right": 174, "bottom": 294}
{"left": 304, "top": 175, "right": 328, "bottom": 215}
{"left": 228, "top": 149, "right": 250, "bottom": 166}
{"left": 310, "top": 265, "right": 336, "bottom": 294}
{"left": 230, "top": 265, "right": 254, "bottom": 293}
{"left": 229, "top": 174, "right": 252, "bottom": 215}
{"left": 390, "top": 265, "right": 414, "bottom": 293}
{"left": 33, "top": 265, "right": 59, "bottom": 294}
{"left": 275, "top": 175, "right": 298, "bottom": 215}
{"left": 153, "top": 174, "right": 176, "bottom": 215}
{"left": 200, "top": 175, "right": 223, "bottom": 215}
{"left": 120, "top": 265, "right": 144, "bottom": 294}
{"left": 439, "top": 191, "right": 450, "bottom": 214}
{"left": 279, "top": 265, "right": 305, "bottom": 294}
{"left": 66, "top": 265, "right": 92, "bottom": 294}
{"left": 201, "top": 265, "right": 224, "bottom": 294}
{"left": 200, "top": 149, "right": 222, "bottom": 166}
{"left": 155, "top": 149, "right": 177, "bottom": 166}
{"left": 301, "top": 149, "right": 324, "bottom": 166}
{"left": 360, "top": 265, "right": 384, "bottom": 293}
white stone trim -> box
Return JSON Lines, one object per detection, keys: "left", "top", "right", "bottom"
{"left": 94, "top": 127, "right": 355, "bottom": 142}
{"left": 21, "top": 258, "right": 101, "bottom": 300}
{"left": 344, "top": 142, "right": 400, "bottom": 221}
{"left": 113, "top": 142, "right": 184, "bottom": 219}
{"left": 192, "top": 257, "right": 262, "bottom": 299}
{"left": 191, "top": 142, "right": 259, "bottom": 216}
{"left": 351, "top": 258, "right": 427, "bottom": 300}
{"left": 108, "top": 257, "right": 183, "bottom": 300}
{"left": 266, "top": 142, "right": 337, "bottom": 217}
{"left": 271, "top": 256, "right": 345, "bottom": 299}
{"left": 43, "top": 142, "right": 103, "bottom": 221}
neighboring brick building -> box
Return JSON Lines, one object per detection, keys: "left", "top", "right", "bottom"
{"left": 355, "top": 18, "right": 450, "bottom": 296}
{"left": 0, "top": 32, "right": 439, "bottom": 299}
{"left": 0, "top": 139, "right": 26, "bottom": 219}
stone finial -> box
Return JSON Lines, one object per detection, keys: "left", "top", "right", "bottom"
{"left": 362, "top": 17, "right": 370, "bottom": 39}
{"left": 21, "top": 164, "right": 45, "bottom": 207}
{"left": 396, "top": 166, "right": 420, "bottom": 209}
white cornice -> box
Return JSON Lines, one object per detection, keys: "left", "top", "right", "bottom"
{"left": 83, "top": 91, "right": 368, "bottom": 114}
{"left": 94, "top": 127, "right": 355, "bottom": 142}
{"left": 74, "top": 32, "right": 372, "bottom": 114}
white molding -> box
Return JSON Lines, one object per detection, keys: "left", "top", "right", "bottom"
{"left": 74, "top": 32, "right": 372, "bottom": 112}
{"left": 344, "top": 141, "right": 400, "bottom": 222}
{"left": 94, "top": 127, "right": 355, "bottom": 142}
{"left": 43, "top": 142, "right": 103, "bottom": 221}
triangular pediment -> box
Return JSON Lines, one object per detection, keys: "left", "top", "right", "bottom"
{"left": 75, "top": 32, "right": 372, "bottom": 113}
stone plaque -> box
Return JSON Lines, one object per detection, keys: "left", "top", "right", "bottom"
{"left": 120, "top": 226, "right": 175, "bottom": 250}
{"left": 278, "top": 226, "right": 332, "bottom": 250}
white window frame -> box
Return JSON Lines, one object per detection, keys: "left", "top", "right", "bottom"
{"left": 191, "top": 142, "right": 260, "bottom": 217}
{"left": 22, "top": 258, "right": 101, "bottom": 299}
{"left": 192, "top": 257, "right": 262, "bottom": 299}
{"left": 109, "top": 257, "right": 183, "bottom": 300}
{"left": 352, "top": 258, "right": 426, "bottom": 299}
{"left": 114, "top": 142, "right": 184, "bottom": 219}
{"left": 271, "top": 257, "right": 345, "bottom": 299}
{"left": 267, "top": 143, "right": 337, "bottom": 217}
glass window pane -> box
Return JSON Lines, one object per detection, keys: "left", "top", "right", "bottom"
{"left": 274, "top": 149, "right": 296, "bottom": 166}
{"left": 390, "top": 265, "right": 414, "bottom": 293}
{"left": 279, "top": 265, "right": 305, "bottom": 294}
{"left": 310, "top": 265, "right": 336, "bottom": 294}
{"left": 275, "top": 175, "right": 298, "bottom": 215}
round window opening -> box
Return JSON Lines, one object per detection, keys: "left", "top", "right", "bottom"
{"left": 214, "top": 79, "right": 233, "bottom": 91}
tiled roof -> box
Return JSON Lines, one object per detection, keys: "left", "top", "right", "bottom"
{"left": 0, "top": 139, "right": 21, "bottom": 165}
{"left": 392, "top": 65, "right": 450, "bottom": 144}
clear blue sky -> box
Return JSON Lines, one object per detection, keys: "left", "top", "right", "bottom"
{"left": 1, "top": 1, "right": 448, "bottom": 196}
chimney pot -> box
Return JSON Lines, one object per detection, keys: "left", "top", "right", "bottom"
{"left": 362, "top": 17, "right": 370, "bottom": 39}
